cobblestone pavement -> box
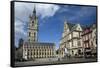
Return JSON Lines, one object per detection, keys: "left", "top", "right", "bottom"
{"left": 15, "top": 58, "right": 97, "bottom": 67}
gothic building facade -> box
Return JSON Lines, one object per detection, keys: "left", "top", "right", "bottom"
{"left": 59, "top": 20, "right": 97, "bottom": 58}
{"left": 15, "top": 7, "right": 56, "bottom": 60}
{"left": 59, "top": 20, "right": 83, "bottom": 57}
{"left": 81, "top": 23, "right": 97, "bottom": 57}
{"left": 28, "top": 7, "right": 38, "bottom": 43}
{"left": 23, "top": 42, "right": 55, "bottom": 60}
{"left": 15, "top": 6, "right": 97, "bottom": 61}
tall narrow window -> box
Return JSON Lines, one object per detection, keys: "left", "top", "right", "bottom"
{"left": 72, "top": 50, "right": 74, "bottom": 54}
{"left": 34, "top": 32, "right": 36, "bottom": 37}
{"left": 29, "top": 32, "right": 31, "bottom": 36}
{"left": 78, "top": 40, "right": 80, "bottom": 46}
{"left": 79, "top": 32, "right": 80, "bottom": 38}
{"left": 32, "top": 21, "right": 34, "bottom": 26}
{"left": 34, "top": 32, "right": 36, "bottom": 41}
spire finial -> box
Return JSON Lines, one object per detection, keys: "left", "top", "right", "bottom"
{"left": 32, "top": 4, "right": 37, "bottom": 19}
{"left": 64, "top": 16, "right": 67, "bottom": 24}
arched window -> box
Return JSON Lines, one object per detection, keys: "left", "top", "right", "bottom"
{"left": 34, "top": 32, "right": 36, "bottom": 41}
{"left": 72, "top": 50, "right": 74, "bottom": 54}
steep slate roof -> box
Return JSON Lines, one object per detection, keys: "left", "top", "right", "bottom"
{"left": 66, "top": 22, "right": 87, "bottom": 31}
{"left": 81, "top": 24, "right": 91, "bottom": 30}
{"left": 67, "top": 23, "right": 75, "bottom": 30}
{"left": 71, "top": 24, "right": 78, "bottom": 31}
{"left": 80, "top": 25, "right": 86, "bottom": 30}
{"left": 24, "top": 42, "right": 55, "bottom": 46}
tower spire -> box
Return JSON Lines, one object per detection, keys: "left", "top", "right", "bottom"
{"left": 32, "top": 5, "right": 36, "bottom": 19}
{"left": 28, "top": 4, "right": 38, "bottom": 43}
{"left": 33, "top": 5, "right": 36, "bottom": 14}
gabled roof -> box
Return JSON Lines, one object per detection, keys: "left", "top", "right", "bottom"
{"left": 71, "top": 24, "right": 78, "bottom": 31}
{"left": 81, "top": 24, "right": 91, "bottom": 30}
{"left": 66, "top": 22, "right": 86, "bottom": 31}
{"left": 81, "top": 25, "right": 87, "bottom": 30}
{"left": 67, "top": 23, "right": 75, "bottom": 30}
{"left": 90, "top": 23, "right": 97, "bottom": 29}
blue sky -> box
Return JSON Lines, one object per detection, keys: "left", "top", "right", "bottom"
{"left": 15, "top": 2, "right": 97, "bottom": 49}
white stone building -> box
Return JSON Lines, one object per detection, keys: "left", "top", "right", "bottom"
{"left": 59, "top": 20, "right": 83, "bottom": 57}
{"left": 15, "top": 6, "right": 56, "bottom": 61}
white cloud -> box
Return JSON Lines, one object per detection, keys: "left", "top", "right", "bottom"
{"left": 15, "top": 19, "right": 27, "bottom": 36}
{"left": 14, "top": 2, "right": 60, "bottom": 47}
{"left": 15, "top": 19, "right": 27, "bottom": 47}
{"left": 14, "top": 2, "right": 60, "bottom": 36}
{"left": 14, "top": 2, "right": 60, "bottom": 46}
{"left": 36, "top": 3, "right": 60, "bottom": 18}
{"left": 15, "top": 2, "right": 60, "bottom": 19}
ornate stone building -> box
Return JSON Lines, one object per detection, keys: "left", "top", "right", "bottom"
{"left": 81, "top": 26, "right": 92, "bottom": 57}
{"left": 58, "top": 21, "right": 97, "bottom": 58}
{"left": 15, "top": 6, "right": 56, "bottom": 61}
{"left": 59, "top": 20, "right": 83, "bottom": 57}
{"left": 28, "top": 7, "right": 38, "bottom": 42}
{"left": 23, "top": 42, "right": 55, "bottom": 60}
{"left": 81, "top": 23, "right": 97, "bottom": 57}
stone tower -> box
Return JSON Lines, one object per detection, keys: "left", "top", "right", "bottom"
{"left": 28, "top": 6, "right": 38, "bottom": 42}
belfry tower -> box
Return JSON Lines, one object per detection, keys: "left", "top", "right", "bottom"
{"left": 28, "top": 6, "right": 38, "bottom": 42}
